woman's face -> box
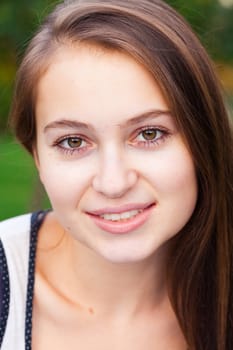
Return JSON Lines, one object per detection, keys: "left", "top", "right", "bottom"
{"left": 35, "top": 45, "right": 197, "bottom": 263}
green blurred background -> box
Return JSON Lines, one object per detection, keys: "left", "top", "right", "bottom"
{"left": 0, "top": 0, "right": 233, "bottom": 221}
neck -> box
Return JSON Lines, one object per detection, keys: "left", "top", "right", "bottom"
{"left": 61, "top": 234, "right": 170, "bottom": 318}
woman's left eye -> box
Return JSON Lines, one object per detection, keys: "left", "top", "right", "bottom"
{"left": 133, "top": 127, "right": 167, "bottom": 146}
{"left": 137, "top": 129, "right": 162, "bottom": 141}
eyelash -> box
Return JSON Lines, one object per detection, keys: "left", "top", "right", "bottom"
{"left": 53, "top": 135, "right": 90, "bottom": 156}
{"left": 53, "top": 126, "right": 170, "bottom": 156}
{"left": 131, "top": 126, "right": 170, "bottom": 148}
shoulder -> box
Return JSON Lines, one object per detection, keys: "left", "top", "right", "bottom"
{"left": 0, "top": 214, "right": 33, "bottom": 349}
{"left": 0, "top": 213, "right": 32, "bottom": 260}
{"left": 0, "top": 213, "right": 32, "bottom": 241}
{"left": 0, "top": 214, "right": 32, "bottom": 278}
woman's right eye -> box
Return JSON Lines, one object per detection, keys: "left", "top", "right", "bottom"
{"left": 59, "top": 137, "right": 85, "bottom": 149}
{"left": 54, "top": 136, "right": 90, "bottom": 155}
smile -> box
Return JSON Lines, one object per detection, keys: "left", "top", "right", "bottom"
{"left": 87, "top": 203, "right": 155, "bottom": 234}
{"left": 100, "top": 209, "right": 143, "bottom": 222}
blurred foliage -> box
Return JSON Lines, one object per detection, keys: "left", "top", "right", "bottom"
{"left": 0, "top": 0, "right": 60, "bottom": 131}
{"left": 167, "top": 0, "right": 233, "bottom": 61}
{"left": 0, "top": 0, "right": 233, "bottom": 131}
{"left": 166, "top": 0, "right": 233, "bottom": 109}
{"left": 0, "top": 135, "right": 50, "bottom": 220}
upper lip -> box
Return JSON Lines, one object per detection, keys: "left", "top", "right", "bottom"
{"left": 86, "top": 202, "right": 155, "bottom": 216}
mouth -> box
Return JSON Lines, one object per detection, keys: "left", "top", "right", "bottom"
{"left": 86, "top": 203, "right": 155, "bottom": 234}
{"left": 99, "top": 208, "right": 143, "bottom": 222}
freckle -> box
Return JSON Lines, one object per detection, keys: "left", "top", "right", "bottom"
{"left": 88, "top": 307, "right": 95, "bottom": 315}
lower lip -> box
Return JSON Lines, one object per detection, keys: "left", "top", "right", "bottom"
{"left": 87, "top": 205, "right": 155, "bottom": 234}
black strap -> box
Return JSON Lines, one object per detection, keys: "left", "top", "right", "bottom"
{"left": 0, "top": 240, "right": 10, "bottom": 348}
{"left": 25, "top": 210, "right": 48, "bottom": 350}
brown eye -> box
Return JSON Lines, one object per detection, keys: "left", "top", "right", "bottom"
{"left": 67, "top": 137, "right": 82, "bottom": 148}
{"left": 141, "top": 129, "right": 157, "bottom": 140}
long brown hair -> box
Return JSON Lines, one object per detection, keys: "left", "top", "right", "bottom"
{"left": 10, "top": 1, "right": 233, "bottom": 349}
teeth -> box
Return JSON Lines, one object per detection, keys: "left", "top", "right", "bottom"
{"left": 100, "top": 209, "right": 142, "bottom": 221}
{"left": 121, "top": 211, "right": 131, "bottom": 219}
{"left": 110, "top": 214, "right": 120, "bottom": 221}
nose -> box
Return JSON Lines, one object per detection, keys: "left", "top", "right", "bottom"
{"left": 92, "top": 147, "right": 138, "bottom": 198}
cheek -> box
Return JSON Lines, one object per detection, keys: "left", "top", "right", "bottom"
{"left": 139, "top": 145, "right": 197, "bottom": 198}
{"left": 38, "top": 158, "right": 94, "bottom": 208}
{"left": 139, "top": 145, "right": 198, "bottom": 235}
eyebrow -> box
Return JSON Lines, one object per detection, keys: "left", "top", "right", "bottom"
{"left": 43, "top": 109, "right": 171, "bottom": 133}
{"left": 44, "top": 119, "right": 92, "bottom": 132}
{"left": 123, "top": 109, "right": 171, "bottom": 127}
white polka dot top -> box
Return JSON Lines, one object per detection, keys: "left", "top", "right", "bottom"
{"left": 0, "top": 211, "right": 47, "bottom": 350}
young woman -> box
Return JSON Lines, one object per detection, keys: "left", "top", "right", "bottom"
{"left": 0, "top": 0, "right": 232, "bottom": 349}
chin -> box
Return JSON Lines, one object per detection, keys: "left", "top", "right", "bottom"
{"left": 100, "top": 254, "right": 148, "bottom": 264}
{"left": 94, "top": 244, "right": 162, "bottom": 265}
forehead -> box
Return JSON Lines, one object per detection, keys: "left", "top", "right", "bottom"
{"left": 35, "top": 44, "right": 168, "bottom": 128}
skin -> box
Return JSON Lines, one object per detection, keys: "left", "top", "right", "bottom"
{"left": 33, "top": 45, "right": 197, "bottom": 349}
